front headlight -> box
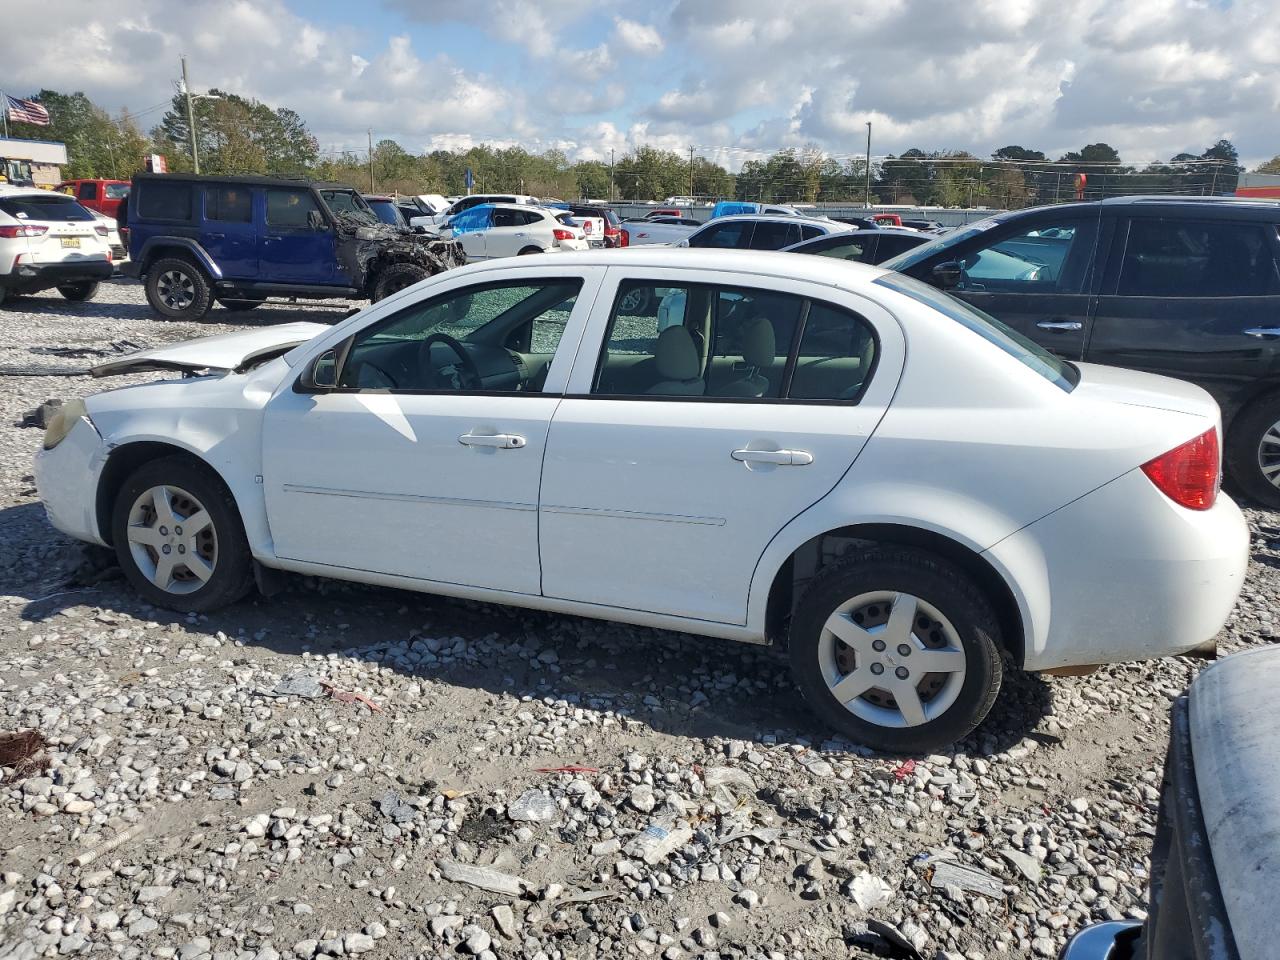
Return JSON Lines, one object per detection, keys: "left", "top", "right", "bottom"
{"left": 42, "top": 398, "right": 89, "bottom": 450}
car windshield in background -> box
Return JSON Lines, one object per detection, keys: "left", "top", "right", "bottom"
{"left": 105, "top": 184, "right": 130, "bottom": 199}
{"left": 366, "top": 200, "right": 401, "bottom": 226}
{"left": 0, "top": 195, "right": 96, "bottom": 222}
{"left": 319, "top": 190, "right": 377, "bottom": 223}
{"left": 874, "top": 272, "right": 1079, "bottom": 391}
{"left": 879, "top": 218, "right": 1001, "bottom": 272}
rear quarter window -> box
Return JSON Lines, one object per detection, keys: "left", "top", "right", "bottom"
{"left": 136, "top": 181, "right": 193, "bottom": 221}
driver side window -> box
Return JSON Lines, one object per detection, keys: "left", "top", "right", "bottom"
{"left": 338, "top": 280, "right": 581, "bottom": 393}
{"left": 957, "top": 218, "right": 1099, "bottom": 293}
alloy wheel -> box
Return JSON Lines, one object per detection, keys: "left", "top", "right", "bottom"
{"left": 157, "top": 270, "right": 195, "bottom": 311}
{"left": 125, "top": 484, "right": 218, "bottom": 595}
{"left": 1257, "top": 418, "right": 1280, "bottom": 489}
{"left": 817, "top": 590, "right": 967, "bottom": 728}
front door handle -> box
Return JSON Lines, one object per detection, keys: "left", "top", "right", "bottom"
{"left": 1244, "top": 327, "right": 1280, "bottom": 339}
{"left": 459, "top": 433, "right": 526, "bottom": 449}
{"left": 731, "top": 448, "right": 814, "bottom": 466}
{"left": 1036, "top": 320, "right": 1083, "bottom": 331}
{"left": 206, "top": 232, "right": 225, "bottom": 240}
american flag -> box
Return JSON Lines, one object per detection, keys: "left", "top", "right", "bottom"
{"left": 5, "top": 95, "right": 50, "bottom": 126}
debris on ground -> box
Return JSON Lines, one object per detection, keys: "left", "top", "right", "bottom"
{"left": 438, "top": 860, "right": 526, "bottom": 896}
{"left": 0, "top": 729, "right": 47, "bottom": 775}
{"left": 506, "top": 788, "right": 558, "bottom": 823}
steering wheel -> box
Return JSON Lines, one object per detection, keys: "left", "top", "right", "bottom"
{"left": 419, "top": 332, "right": 482, "bottom": 390}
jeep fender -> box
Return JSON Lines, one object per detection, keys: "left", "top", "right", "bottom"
{"left": 136, "top": 237, "right": 223, "bottom": 280}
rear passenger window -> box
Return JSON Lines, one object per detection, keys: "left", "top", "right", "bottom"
{"left": 1119, "top": 219, "right": 1280, "bottom": 297}
{"left": 593, "top": 280, "right": 875, "bottom": 402}
{"left": 812, "top": 238, "right": 871, "bottom": 262}
{"left": 137, "top": 181, "right": 192, "bottom": 221}
{"left": 266, "top": 189, "right": 321, "bottom": 228}
{"left": 748, "top": 221, "right": 801, "bottom": 249}
{"left": 800, "top": 225, "right": 824, "bottom": 240}
{"left": 206, "top": 186, "right": 252, "bottom": 223}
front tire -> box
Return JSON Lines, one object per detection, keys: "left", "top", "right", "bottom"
{"left": 789, "top": 548, "right": 1002, "bottom": 753}
{"left": 371, "top": 262, "right": 430, "bottom": 302}
{"left": 145, "top": 257, "right": 212, "bottom": 321}
{"left": 58, "top": 282, "right": 99, "bottom": 302}
{"left": 1226, "top": 395, "right": 1280, "bottom": 508}
{"left": 111, "top": 456, "right": 254, "bottom": 613}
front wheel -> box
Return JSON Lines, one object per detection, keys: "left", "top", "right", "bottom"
{"left": 145, "top": 257, "right": 212, "bottom": 321}
{"left": 58, "top": 282, "right": 99, "bottom": 302}
{"left": 111, "top": 456, "right": 254, "bottom": 613}
{"left": 1226, "top": 395, "right": 1280, "bottom": 508}
{"left": 371, "top": 262, "right": 430, "bottom": 302}
{"left": 789, "top": 548, "right": 1002, "bottom": 753}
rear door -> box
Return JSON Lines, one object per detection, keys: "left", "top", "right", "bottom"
{"left": 538, "top": 266, "right": 903, "bottom": 624}
{"left": 201, "top": 185, "right": 258, "bottom": 280}
{"left": 932, "top": 210, "right": 1104, "bottom": 359}
{"left": 1086, "top": 213, "right": 1280, "bottom": 417}
{"left": 748, "top": 220, "right": 803, "bottom": 250}
{"left": 485, "top": 208, "right": 535, "bottom": 258}
{"left": 259, "top": 187, "right": 336, "bottom": 284}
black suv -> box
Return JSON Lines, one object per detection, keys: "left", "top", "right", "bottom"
{"left": 122, "top": 173, "right": 465, "bottom": 322}
{"left": 886, "top": 197, "right": 1280, "bottom": 506}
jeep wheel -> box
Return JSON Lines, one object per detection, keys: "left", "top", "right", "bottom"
{"left": 216, "top": 297, "right": 264, "bottom": 312}
{"left": 58, "top": 282, "right": 100, "bottom": 302}
{"left": 789, "top": 548, "right": 1002, "bottom": 754}
{"left": 146, "top": 257, "right": 212, "bottom": 321}
{"left": 371, "top": 262, "right": 430, "bottom": 303}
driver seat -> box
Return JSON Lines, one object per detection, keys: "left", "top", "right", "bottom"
{"left": 646, "top": 327, "right": 705, "bottom": 396}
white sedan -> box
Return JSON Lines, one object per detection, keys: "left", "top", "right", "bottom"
{"left": 35, "top": 249, "right": 1247, "bottom": 751}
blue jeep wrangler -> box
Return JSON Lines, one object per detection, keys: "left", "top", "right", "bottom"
{"left": 121, "top": 173, "right": 465, "bottom": 321}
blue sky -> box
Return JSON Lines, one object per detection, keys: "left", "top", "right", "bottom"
{"left": 1, "top": 0, "right": 1276, "bottom": 169}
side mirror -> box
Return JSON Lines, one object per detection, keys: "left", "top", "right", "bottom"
{"left": 301, "top": 349, "right": 339, "bottom": 391}
{"left": 676, "top": 238, "right": 690, "bottom": 248}
{"left": 932, "top": 260, "right": 965, "bottom": 289}
{"left": 307, "top": 209, "right": 326, "bottom": 231}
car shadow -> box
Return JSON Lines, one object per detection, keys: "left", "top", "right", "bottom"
{"left": 3, "top": 500, "right": 1057, "bottom": 762}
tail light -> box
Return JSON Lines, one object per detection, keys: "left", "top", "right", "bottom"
{"left": 552, "top": 228, "right": 574, "bottom": 241}
{"left": 95, "top": 225, "right": 109, "bottom": 236}
{"left": 120, "top": 227, "right": 131, "bottom": 247}
{"left": 620, "top": 228, "right": 630, "bottom": 247}
{"left": 1141, "top": 428, "right": 1220, "bottom": 510}
{"left": 0, "top": 224, "right": 49, "bottom": 238}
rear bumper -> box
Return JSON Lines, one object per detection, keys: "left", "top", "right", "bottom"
{"left": 5, "top": 259, "right": 113, "bottom": 285}
{"left": 984, "top": 468, "right": 1248, "bottom": 671}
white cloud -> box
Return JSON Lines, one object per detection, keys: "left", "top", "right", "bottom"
{"left": 612, "top": 17, "right": 663, "bottom": 56}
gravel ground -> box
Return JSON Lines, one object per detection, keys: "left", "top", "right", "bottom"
{"left": 1, "top": 281, "right": 1277, "bottom": 960}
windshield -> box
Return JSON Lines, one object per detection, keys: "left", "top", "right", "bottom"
{"left": 319, "top": 189, "right": 377, "bottom": 224}
{"left": 0, "top": 194, "right": 96, "bottom": 222}
{"left": 105, "top": 183, "right": 130, "bottom": 199}
{"left": 366, "top": 199, "right": 401, "bottom": 226}
{"left": 879, "top": 218, "right": 1001, "bottom": 272}
{"left": 874, "top": 272, "right": 1079, "bottom": 391}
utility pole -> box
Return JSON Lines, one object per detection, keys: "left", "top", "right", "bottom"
{"left": 864, "top": 121, "right": 872, "bottom": 210}
{"left": 609, "top": 148, "right": 615, "bottom": 202}
{"left": 182, "top": 56, "right": 199, "bottom": 174}
{"left": 688, "top": 145, "right": 695, "bottom": 202}
{"left": 367, "top": 129, "right": 374, "bottom": 192}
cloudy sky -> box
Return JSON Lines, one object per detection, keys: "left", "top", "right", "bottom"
{"left": 1, "top": 0, "right": 1276, "bottom": 169}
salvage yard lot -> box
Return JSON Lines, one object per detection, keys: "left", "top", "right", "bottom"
{"left": 1, "top": 281, "right": 1278, "bottom": 958}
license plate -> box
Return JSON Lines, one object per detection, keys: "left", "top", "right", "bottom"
{"left": 60, "top": 238, "right": 80, "bottom": 248}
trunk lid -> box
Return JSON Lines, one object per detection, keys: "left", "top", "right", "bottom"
{"left": 1071, "top": 361, "right": 1220, "bottom": 422}
{"left": 91, "top": 322, "right": 327, "bottom": 377}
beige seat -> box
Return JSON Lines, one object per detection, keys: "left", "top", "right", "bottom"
{"left": 646, "top": 326, "right": 705, "bottom": 396}
{"left": 717, "top": 316, "right": 775, "bottom": 397}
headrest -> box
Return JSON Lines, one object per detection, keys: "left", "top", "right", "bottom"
{"left": 740, "top": 316, "right": 776, "bottom": 367}
{"left": 654, "top": 326, "right": 700, "bottom": 381}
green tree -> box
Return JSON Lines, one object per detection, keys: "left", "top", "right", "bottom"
{"left": 153, "top": 90, "right": 318, "bottom": 175}
{"left": 1257, "top": 155, "right": 1280, "bottom": 174}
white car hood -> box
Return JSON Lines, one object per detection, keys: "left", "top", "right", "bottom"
{"left": 91, "top": 322, "right": 328, "bottom": 377}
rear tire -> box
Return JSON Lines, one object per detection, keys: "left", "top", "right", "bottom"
{"left": 216, "top": 297, "right": 263, "bottom": 312}
{"left": 145, "top": 257, "right": 212, "bottom": 321}
{"left": 788, "top": 548, "right": 1002, "bottom": 754}
{"left": 1226, "top": 395, "right": 1280, "bottom": 508}
{"left": 371, "top": 262, "right": 429, "bottom": 302}
{"left": 111, "top": 455, "right": 254, "bottom": 613}
{"left": 518, "top": 246, "right": 543, "bottom": 256}
{"left": 58, "top": 282, "right": 99, "bottom": 302}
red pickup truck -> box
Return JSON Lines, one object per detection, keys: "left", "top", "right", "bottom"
{"left": 57, "top": 179, "right": 130, "bottom": 218}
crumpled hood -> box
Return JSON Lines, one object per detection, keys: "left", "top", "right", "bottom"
{"left": 90, "top": 322, "right": 328, "bottom": 377}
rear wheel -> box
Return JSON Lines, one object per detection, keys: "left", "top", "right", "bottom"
{"left": 518, "top": 246, "right": 543, "bottom": 256}
{"left": 145, "top": 257, "right": 212, "bottom": 321}
{"left": 111, "top": 456, "right": 254, "bottom": 613}
{"left": 617, "top": 286, "right": 653, "bottom": 316}
{"left": 1226, "top": 395, "right": 1280, "bottom": 508}
{"left": 216, "top": 297, "right": 263, "bottom": 312}
{"left": 371, "top": 262, "right": 429, "bottom": 302}
{"left": 58, "top": 282, "right": 99, "bottom": 302}
{"left": 789, "top": 548, "right": 1002, "bottom": 753}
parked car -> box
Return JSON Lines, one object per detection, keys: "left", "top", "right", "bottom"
{"left": 410, "top": 193, "right": 539, "bottom": 230}
{"left": 57, "top": 178, "right": 130, "bottom": 218}
{"left": 1060, "top": 644, "right": 1275, "bottom": 960}
{"left": 622, "top": 215, "right": 702, "bottom": 247}
{"left": 559, "top": 203, "right": 624, "bottom": 247}
{"left": 710, "top": 201, "right": 803, "bottom": 219}
{"left": 882, "top": 196, "right": 1280, "bottom": 507}
{"left": 90, "top": 209, "right": 127, "bottom": 266}
{"left": 901, "top": 218, "right": 945, "bottom": 233}
{"left": 35, "top": 249, "right": 1246, "bottom": 752}
{"left": 363, "top": 195, "right": 408, "bottom": 228}
{"left": 449, "top": 203, "right": 588, "bottom": 260}
{"left": 0, "top": 186, "right": 113, "bottom": 306}
{"left": 782, "top": 227, "right": 931, "bottom": 264}
{"left": 679, "top": 214, "right": 850, "bottom": 250}
{"left": 121, "top": 173, "right": 465, "bottom": 321}
{"left": 645, "top": 208, "right": 685, "bottom": 219}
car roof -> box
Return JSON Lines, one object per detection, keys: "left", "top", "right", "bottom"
{"left": 703, "top": 214, "right": 848, "bottom": 230}
{"left": 0, "top": 186, "right": 80, "bottom": 199}
{"left": 131, "top": 172, "right": 353, "bottom": 190}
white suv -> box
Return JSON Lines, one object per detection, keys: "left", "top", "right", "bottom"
{"left": 450, "top": 203, "right": 589, "bottom": 261}
{"left": 0, "top": 187, "right": 113, "bottom": 305}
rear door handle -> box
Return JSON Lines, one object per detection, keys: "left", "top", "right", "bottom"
{"left": 732, "top": 448, "right": 813, "bottom": 466}
{"left": 1036, "top": 320, "right": 1083, "bottom": 331}
{"left": 1244, "top": 327, "right": 1280, "bottom": 339}
{"left": 459, "top": 433, "right": 526, "bottom": 449}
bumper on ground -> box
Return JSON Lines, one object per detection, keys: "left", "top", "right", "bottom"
{"left": 33, "top": 416, "right": 109, "bottom": 547}
{"left": 984, "top": 468, "right": 1249, "bottom": 672}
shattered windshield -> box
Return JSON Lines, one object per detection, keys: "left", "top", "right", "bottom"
{"left": 319, "top": 189, "right": 378, "bottom": 225}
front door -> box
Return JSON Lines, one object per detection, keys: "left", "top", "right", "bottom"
{"left": 538, "top": 269, "right": 903, "bottom": 624}
{"left": 927, "top": 211, "right": 1103, "bottom": 360}
{"left": 259, "top": 187, "right": 336, "bottom": 284}
{"left": 451, "top": 207, "right": 491, "bottom": 261}
{"left": 1087, "top": 214, "right": 1280, "bottom": 419}
{"left": 261, "top": 269, "right": 601, "bottom": 594}
{"left": 202, "top": 184, "right": 258, "bottom": 280}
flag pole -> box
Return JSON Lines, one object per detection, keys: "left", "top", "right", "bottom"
{"left": 2, "top": 91, "right": 9, "bottom": 139}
